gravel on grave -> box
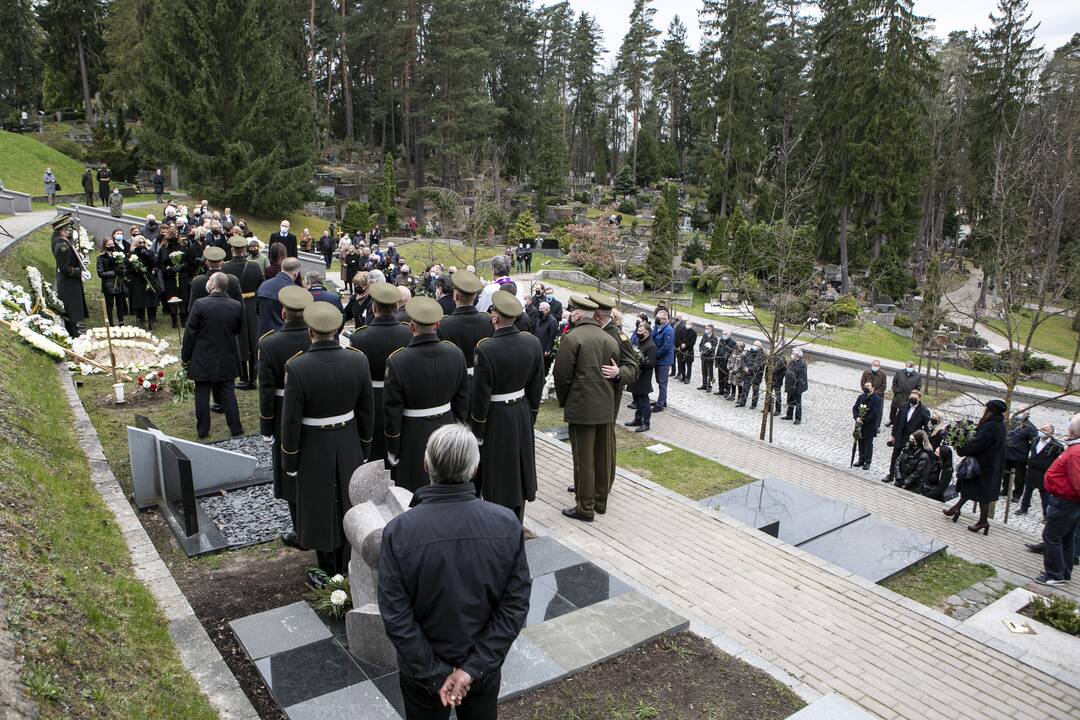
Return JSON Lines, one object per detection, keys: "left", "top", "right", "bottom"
{"left": 202, "top": 435, "right": 288, "bottom": 546}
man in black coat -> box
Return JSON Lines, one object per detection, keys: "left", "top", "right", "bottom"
{"left": 782, "top": 348, "right": 809, "bottom": 424}
{"left": 349, "top": 282, "right": 413, "bottom": 464}
{"left": 737, "top": 341, "right": 765, "bottom": 408}
{"left": 886, "top": 388, "right": 931, "bottom": 482}
{"left": 383, "top": 297, "right": 469, "bottom": 492}
{"left": 81, "top": 168, "right": 95, "bottom": 206}
{"left": 269, "top": 220, "right": 298, "bottom": 258}
{"left": 887, "top": 362, "right": 922, "bottom": 427}
{"left": 257, "top": 286, "right": 313, "bottom": 547}
{"left": 189, "top": 247, "right": 241, "bottom": 303}
{"left": 280, "top": 302, "right": 374, "bottom": 577}
{"left": 714, "top": 329, "right": 736, "bottom": 396}
{"left": 852, "top": 380, "right": 883, "bottom": 470}
{"left": 674, "top": 319, "right": 696, "bottom": 383}
{"left": 469, "top": 292, "right": 545, "bottom": 521}
{"left": 697, "top": 324, "right": 719, "bottom": 391}
{"left": 436, "top": 271, "right": 492, "bottom": 402}
{"left": 379, "top": 424, "right": 530, "bottom": 719}
{"left": 96, "top": 164, "right": 111, "bottom": 204}
{"left": 1003, "top": 409, "right": 1038, "bottom": 500}
{"left": 181, "top": 273, "right": 244, "bottom": 439}
{"left": 223, "top": 237, "right": 264, "bottom": 389}
{"left": 50, "top": 215, "right": 89, "bottom": 337}
{"left": 533, "top": 301, "right": 559, "bottom": 377}
{"left": 1018, "top": 422, "right": 1064, "bottom": 517}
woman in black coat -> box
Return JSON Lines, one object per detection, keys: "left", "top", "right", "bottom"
{"left": 897, "top": 430, "right": 933, "bottom": 493}
{"left": 97, "top": 233, "right": 128, "bottom": 326}
{"left": 625, "top": 322, "right": 656, "bottom": 432}
{"left": 922, "top": 444, "right": 954, "bottom": 501}
{"left": 126, "top": 235, "right": 160, "bottom": 329}
{"left": 157, "top": 226, "right": 193, "bottom": 328}
{"left": 944, "top": 399, "right": 1008, "bottom": 534}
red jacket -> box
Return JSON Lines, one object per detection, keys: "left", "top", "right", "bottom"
{"left": 1044, "top": 440, "right": 1080, "bottom": 503}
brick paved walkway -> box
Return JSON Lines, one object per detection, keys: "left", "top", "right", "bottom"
{"left": 526, "top": 436, "right": 1080, "bottom": 720}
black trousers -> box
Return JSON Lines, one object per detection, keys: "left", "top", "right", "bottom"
{"left": 700, "top": 358, "right": 714, "bottom": 388}
{"left": 315, "top": 545, "right": 349, "bottom": 575}
{"left": 400, "top": 670, "right": 500, "bottom": 720}
{"left": 1003, "top": 459, "right": 1026, "bottom": 498}
{"left": 715, "top": 364, "right": 727, "bottom": 391}
{"left": 632, "top": 392, "right": 652, "bottom": 427}
{"left": 194, "top": 380, "right": 242, "bottom": 438}
{"left": 104, "top": 293, "right": 127, "bottom": 325}
{"left": 785, "top": 392, "right": 803, "bottom": 421}
{"left": 1020, "top": 484, "right": 1048, "bottom": 515}
{"left": 323, "top": 252, "right": 333, "bottom": 268}
{"left": 85, "top": 190, "right": 95, "bottom": 206}
{"left": 858, "top": 435, "right": 874, "bottom": 468}
{"left": 676, "top": 353, "right": 692, "bottom": 381}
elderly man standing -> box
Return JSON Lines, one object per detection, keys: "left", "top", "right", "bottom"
{"left": 554, "top": 295, "right": 619, "bottom": 522}
{"left": 470, "top": 292, "right": 545, "bottom": 520}
{"left": 270, "top": 220, "right": 298, "bottom": 258}
{"left": 1037, "top": 414, "right": 1080, "bottom": 586}
{"left": 182, "top": 272, "right": 244, "bottom": 439}
{"left": 257, "top": 257, "right": 302, "bottom": 336}
{"left": 651, "top": 309, "right": 674, "bottom": 412}
{"left": 379, "top": 424, "right": 531, "bottom": 720}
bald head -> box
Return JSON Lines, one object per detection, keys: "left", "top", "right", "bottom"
{"left": 1069, "top": 413, "right": 1080, "bottom": 439}
{"left": 397, "top": 285, "right": 412, "bottom": 307}
{"left": 206, "top": 272, "right": 227, "bottom": 293}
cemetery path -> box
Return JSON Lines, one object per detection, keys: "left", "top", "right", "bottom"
{"left": 527, "top": 433, "right": 1080, "bottom": 720}
{"left": 0, "top": 209, "right": 54, "bottom": 254}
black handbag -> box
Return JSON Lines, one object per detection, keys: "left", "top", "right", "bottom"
{"left": 955, "top": 456, "right": 981, "bottom": 482}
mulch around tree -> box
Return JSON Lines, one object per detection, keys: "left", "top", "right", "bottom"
{"left": 499, "top": 632, "right": 805, "bottom": 720}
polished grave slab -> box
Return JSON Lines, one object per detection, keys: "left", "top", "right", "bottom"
{"left": 701, "top": 477, "right": 945, "bottom": 583}
{"left": 230, "top": 537, "right": 687, "bottom": 719}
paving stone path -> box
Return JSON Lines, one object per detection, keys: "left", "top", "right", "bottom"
{"left": 526, "top": 435, "right": 1080, "bottom": 720}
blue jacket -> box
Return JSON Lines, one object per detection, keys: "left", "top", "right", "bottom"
{"left": 256, "top": 271, "right": 296, "bottom": 336}
{"left": 309, "top": 284, "right": 344, "bottom": 313}
{"left": 652, "top": 323, "right": 675, "bottom": 366}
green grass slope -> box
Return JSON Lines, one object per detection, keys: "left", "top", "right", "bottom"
{"left": 0, "top": 130, "right": 87, "bottom": 196}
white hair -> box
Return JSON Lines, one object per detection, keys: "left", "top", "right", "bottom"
{"left": 425, "top": 424, "right": 480, "bottom": 484}
{"left": 367, "top": 269, "right": 385, "bottom": 284}
{"left": 1070, "top": 413, "right": 1080, "bottom": 438}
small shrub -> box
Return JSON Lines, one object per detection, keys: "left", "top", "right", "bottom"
{"left": 969, "top": 353, "right": 994, "bottom": 372}
{"left": 617, "top": 199, "right": 637, "bottom": 215}
{"left": 893, "top": 314, "right": 913, "bottom": 329}
{"left": 341, "top": 201, "right": 372, "bottom": 235}
{"left": 822, "top": 294, "right": 859, "bottom": 327}
{"left": 550, "top": 225, "right": 572, "bottom": 254}
{"left": 961, "top": 334, "right": 988, "bottom": 349}
{"left": 996, "top": 350, "right": 1062, "bottom": 374}
{"left": 777, "top": 297, "right": 811, "bottom": 325}
{"left": 1026, "top": 595, "right": 1080, "bottom": 636}
{"left": 573, "top": 191, "right": 589, "bottom": 204}
{"left": 681, "top": 234, "right": 706, "bottom": 265}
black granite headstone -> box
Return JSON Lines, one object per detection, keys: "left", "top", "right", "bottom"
{"left": 162, "top": 441, "right": 198, "bottom": 537}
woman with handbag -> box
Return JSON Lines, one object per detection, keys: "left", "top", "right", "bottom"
{"left": 944, "top": 399, "right": 1008, "bottom": 534}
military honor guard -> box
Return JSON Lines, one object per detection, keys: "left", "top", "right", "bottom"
{"left": 223, "top": 236, "right": 264, "bottom": 389}
{"left": 257, "top": 285, "right": 314, "bottom": 547}
{"left": 383, "top": 297, "right": 469, "bottom": 492}
{"left": 349, "top": 282, "right": 413, "bottom": 464}
{"left": 436, "top": 270, "right": 492, "bottom": 396}
{"left": 553, "top": 295, "right": 619, "bottom": 521}
{"left": 590, "top": 292, "right": 640, "bottom": 500}
{"left": 469, "top": 291, "right": 545, "bottom": 521}
{"left": 280, "top": 302, "right": 374, "bottom": 578}
{"left": 51, "top": 214, "right": 89, "bottom": 337}
{"left": 189, "top": 246, "right": 241, "bottom": 303}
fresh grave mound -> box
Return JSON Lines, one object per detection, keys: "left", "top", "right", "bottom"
{"left": 70, "top": 325, "right": 179, "bottom": 374}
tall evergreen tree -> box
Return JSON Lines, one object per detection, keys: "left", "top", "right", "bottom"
{"left": 645, "top": 183, "right": 679, "bottom": 289}
{"left": 567, "top": 13, "right": 603, "bottom": 175}
{"left": 652, "top": 16, "right": 694, "bottom": 175}
{"left": 533, "top": 88, "right": 570, "bottom": 211}
{"left": 37, "top": 0, "right": 106, "bottom": 122}
{"left": 136, "top": 0, "right": 315, "bottom": 215}
{"left": 616, "top": 0, "right": 659, "bottom": 181}
{"left": 0, "top": 0, "right": 44, "bottom": 116}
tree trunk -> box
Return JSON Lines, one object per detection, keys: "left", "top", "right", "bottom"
{"left": 340, "top": 1, "right": 353, "bottom": 142}
{"left": 839, "top": 204, "right": 851, "bottom": 294}
{"left": 75, "top": 30, "right": 94, "bottom": 124}
{"left": 630, "top": 97, "right": 640, "bottom": 180}
{"left": 1066, "top": 333, "right": 1080, "bottom": 392}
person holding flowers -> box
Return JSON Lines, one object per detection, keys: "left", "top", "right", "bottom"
{"left": 97, "top": 231, "right": 128, "bottom": 326}
{"left": 126, "top": 234, "right": 160, "bottom": 330}
{"left": 157, "top": 225, "right": 195, "bottom": 328}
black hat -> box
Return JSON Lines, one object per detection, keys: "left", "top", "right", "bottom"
{"left": 986, "top": 399, "right": 1007, "bottom": 414}
{"left": 51, "top": 213, "right": 74, "bottom": 231}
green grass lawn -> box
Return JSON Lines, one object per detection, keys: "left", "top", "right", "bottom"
{"left": 881, "top": 553, "right": 996, "bottom": 609}
{"left": 0, "top": 130, "right": 87, "bottom": 195}
{"left": 985, "top": 310, "right": 1079, "bottom": 360}
{"left": 0, "top": 320, "right": 217, "bottom": 718}
{"left": 535, "top": 399, "right": 754, "bottom": 500}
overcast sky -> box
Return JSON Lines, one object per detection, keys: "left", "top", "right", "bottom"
{"left": 561, "top": 0, "right": 1078, "bottom": 65}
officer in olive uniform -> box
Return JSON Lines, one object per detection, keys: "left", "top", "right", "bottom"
{"left": 257, "top": 285, "right": 314, "bottom": 548}
{"left": 470, "top": 292, "right": 545, "bottom": 521}
{"left": 553, "top": 295, "right": 619, "bottom": 521}
{"left": 589, "top": 292, "right": 640, "bottom": 497}
{"left": 223, "top": 236, "right": 264, "bottom": 389}
{"left": 436, "top": 270, "right": 492, "bottom": 398}
{"left": 189, "top": 247, "right": 241, "bottom": 303}
{"left": 383, "top": 297, "right": 469, "bottom": 492}
{"left": 51, "top": 214, "right": 89, "bottom": 337}
{"left": 349, "top": 282, "right": 412, "bottom": 464}
{"left": 280, "top": 302, "right": 374, "bottom": 577}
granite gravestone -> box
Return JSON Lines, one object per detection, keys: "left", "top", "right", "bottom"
{"left": 342, "top": 463, "right": 413, "bottom": 669}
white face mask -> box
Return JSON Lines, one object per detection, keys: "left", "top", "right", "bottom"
{"left": 280, "top": 226, "right": 289, "bottom": 235}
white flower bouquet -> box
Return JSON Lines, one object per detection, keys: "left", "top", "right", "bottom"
{"left": 21, "top": 314, "right": 71, "bottom": 349}
{"left": 169, "top": 250, "right": 186, "bottom": 270}
{"left": 77, "top": 226, "right": 95, "bottom": 259}
{"left": 26, "top": 266, "right": 65, "bottom": 315}
{"left": 127, "top": 254, "right": 157, "bottom": 293}
{"left": 307, "top": 569, "right": 352, "bottom": 619}
{"left": 0, "top": 280, "right": 31, "bottom": 315}
{"left": 12, "top": 323, "right": 66, "bottom": 361}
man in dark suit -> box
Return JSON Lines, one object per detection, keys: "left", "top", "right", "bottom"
{"left": 269, "top": 220, "right": 298, "bottom": 258}
{"left": 257, "top": 257, "right": 302, "bottom": 336}
{"left": 1018, "top": 422, "right": 1064, "bottom": 517}
{"left": 182, "top": 272, "right": 244, "bottom": 439}
{"left": 305, "top": 270, "right": 344, "bottom": 314}
{"left": 886, "top": 388, "right": 931, "bottom": 482}
{"left": 189, "top": 247, "right": 241, "bottom": 303}
{"left": 257, "top": 286, "right": 314, "bottom": 546}
{"left": 852, "top": 380, "right": 883, "bottom": 470}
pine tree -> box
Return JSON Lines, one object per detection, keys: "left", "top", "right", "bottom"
{"left": 653, "top": 16, "right": 695, "bottom": 175}
{"left": 644, "top": 183, "right": 678, "bottom": 289}
{"left": 533, "top": 89, "right": 571, "bottom": 211}
{"left": 37, "top": 0, "right": 106, "bottom": 122}
{"left": 136, "top": 0, "right": 315, "bottom": 215}
{"left": 614, "top": 163, "right": 637, "bottom": 196}
{"left": 707, "top": 216, "right": 729, "bottom": 264}
{"left": 616, "top": 0, "right": 659, "bottom": 181}
{"left": 682, "top": 233, "right": 706, "bottom": 264}
{"left": 568, "top": 12, "right": 603, "bottom": 175}
{"left": 342, "top": 201, "right": 372, "bottom": 236}
{"left": 378, "top": 151, "right": 398, "bottom": 230}
{"left": 0, "top": 0, "right": 43, "bottom": 116}
{"left": 509, "top": 211, "right": 538, "bottom": 244}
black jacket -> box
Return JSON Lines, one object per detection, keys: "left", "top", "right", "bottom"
{"left": 181, "top": 292, "right": 242, "bottom": 381}
{"left": 378, "top": 484, "right": 530, "bottom": 689}
{"left": 675, "top": 323, "right": 697, "bottom": 357}
{"left": 1005, "top": 418, "right": 1038, "bottom": 462}
{"left": 957, "top": 414, "right": 1007, "bottom": 503}
{"left": 698, "top": 332, "right": 718, "bottom": 359}
{"left": 898, "top": 445, "right": 933, "bottom": 491}
{"left": 922, "top": 445, "right": 954, "bottom": 500}
{"left": 891, "top": 402, "right": 931, "bottom": 445}
{"left": 853, "top": 392, "right": 883, "bottom": 438}
{"left": 270, "top": 231, "right": 298, "bottom": 258}
{"left": 627, "top": 335, "right": 656, "bottom": 395}
{"left": 437, "top": 305, "right": 493, "bottom": 369}
{"left": 784, "top": 358, "right": 809, "bottom": 394}
{"left": 1026, "top": 437, "right": 1064, "bottom": 490}
{"left": 534, "top": 312, "right": 559, "bottom": 355}
{"left": 96, "top": 250, "right": 127, "bottom": 296}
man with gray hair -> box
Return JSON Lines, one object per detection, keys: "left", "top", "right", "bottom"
{"left": 304, "top": 269, "right": 344, "bottom": 314}
{"left": 379, "top": 424, "right": 531, "bottom": 718}
{"left": 477, "top": 254, "right": 522, "bottom": 313}
{"left": 182, "top": 272, "right": 243, "bottom": 438}
{"left": 1036, "top": 413, "right": 1080, "bottom": 586}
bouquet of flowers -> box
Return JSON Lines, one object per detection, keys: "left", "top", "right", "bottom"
{"left": 22, "top": 314, "right": 70, "bottom": 349}
{"left": 853, "top": 402, "right": 868, "bottom": 441}
{"left": 127, "top": 254, "right": 157, "bottom": 293}
{"left": 110, "top": 251, "right": 127, "bottom": 268}
{"left": 167, "top": 366, "right": 195, "bottom": 404}
{"left": 26, "top": 266, "right": 65, "bottom": 316}
{"left": 137, "top": 369, "right": 166, "bottom": 392}
{"left": 0, "top": 280, "right": 32, "bottom": 317}
{"left": 169, "top": 250, "right": 186, "bottom": 270}
{"left": 946, "top": 419, "right": 976, "bottom": 450}
{"left": 11, "top": 322, "right": 66, "bottom": 361}
{"left": 306, "top": 570, "right": 352, "bottom": 619}
{"left": 77, "top": 226, "right": 95, "bottom": 260}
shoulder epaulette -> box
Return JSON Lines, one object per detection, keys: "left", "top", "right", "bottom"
{"left": 388, "top": 347, "right": 405, "bottom": 360}
{"left": 400, "top": 322, "right": 410, "bottom": 326}
{"left": 347, "top": 346, "right": 367, "bottom": 357}
{"left": 286, "top": 350, "right": 304, "bottom": 363}
{"left": 476, "top": 337, "right": 491, "bottom": 346}
{"left": 259, "top": 329, "right": 275, "bottom": 342}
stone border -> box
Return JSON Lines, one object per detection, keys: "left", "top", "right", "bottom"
{"left": 531, "top": 431, "right": 1080, "bottom": 695}
{"left": 58, "top": 366, "right": 259, "bottom": 719}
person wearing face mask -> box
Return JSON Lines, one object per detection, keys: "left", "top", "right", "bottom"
{"left": 896, "top": 430, "right": 934, "bottom": 492}
{"left": 714, "top": 329, "right": 736, "bottom": 397}
{"left": 650, "top": 310, "right": 675, "bottom": 412}
{"left": 1017, "top": 422, "right": 1062, "bottom": 517}
{"left": 852, "top": 381, "right": 883, "bottom": 469}
{"left": 726, "top": 341, "right": 744, "bottom": 401}
{"left": 626, "top": 321, "right": 656, "bottom": 432}
{"left": 698, "top": 324, "right": 718, "bottom": 392}
{"left": 468, "top": 291, "right": 545, "bottom": 521}
{"left": 887, "top": 389, "right": 931, "bottom": 483}
{"left": 126, "top": 233, "right": 160, "bottom": 329}
{"left": 737, "top": 341, "right": 765, "bottom": 408}
{"left": 886, "top": 361, "right": 922, "bottom": 428}
{"left": 98, "top": 231, "right": 129, "bottom": 326}
{"left": 1003, "top": 409, "right": 1039, "bottom": 501}
{"left": 270, "top": 220, "right": 298, "bottom": 258}
{"left": 946, "top": 399, "right": 1009, "bottom": 535}
{"left": 859, "top": 360, "right": 887, "bottom": 402}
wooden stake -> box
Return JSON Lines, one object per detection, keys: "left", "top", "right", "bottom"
{"left": 103, "top": 308, "right": 119, "bottom": 383}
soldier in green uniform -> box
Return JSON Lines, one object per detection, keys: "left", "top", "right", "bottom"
{"left": 469, "top": 291, "right": 545, "bottom": 521}
{"left": 280, "top": 302, "right": 374, "bottom": 578}
{"left": 51, "top": 214, "right": 89, "bottom": 337}
{"left": 189, "top": 247, "right": 241, "bottom": 303}
{"left": 383, "top": 297, "right": 469, "bottom": 492}
{"left": 223, "top": 236, "right": 264, "bottom": 389}
{"left": 553, "top": 295, "right": 619, "bottom": 521}
{"left": 590, "top": 292, "right": 640, "bottom": 498}
{"left": 436, "top": 270, "right": 492, "bottom": 403}
{"left": 257, "top": 285, "right": 314, "bottom": 548}
{"left": 349, "top": 282, "right": 412, "bottom": 464}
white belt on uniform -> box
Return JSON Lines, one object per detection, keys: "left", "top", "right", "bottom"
{"left": 274, "top": 389, "right": 285, "bottom": 397}
{"left": 402, "top": 402, "right": 451, "bottom": 418}
{"left": 467, "top": 367, "right": 475, "bottom": 376}
{"left": 301, "top": 410, "right": 354, "bottom": 427}
{"left": 371, "top": 380, "right": 384, "bottom": 388}
{"left": 490, "top": 389, "right": 525, "bottom": 403}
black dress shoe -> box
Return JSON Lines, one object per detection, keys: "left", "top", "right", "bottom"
{"left": 231, "top": 429, "right": 244, "bottom": 437}
{"left": 793, "top": 419, "right": 801, "bottom": 425}
{"left": 594, "top": 506, "right": 606, "bottom": 515}
{"left": 280, "top": 531, "right": 304, "bottom": 550}
{"left": 211, "top": 403, "right": 224, "bottom": 413}
{"left": 1015, "top": 508, "right": 1029, "bottom": 516}
{"left": 566, "top": 485, "right": 575, "bottom": 493}
{"left": 635, "top": 424, "right": 649, "bottom": 433}
{"left": 624, "top": 420, "right": 641, "bottom": 427}
{"left": 561, "top": 507, "right": 594, "bottom": 522}
{"left": 1025, "top": 543, "right": 1044, "bottom": 553}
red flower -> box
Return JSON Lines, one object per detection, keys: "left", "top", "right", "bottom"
{"left": 150, "top": 383, "right": 158, "bottom": 391}
{"left": 137, "top": 376, "right": 144, "bottom": 384}
{"left": 157, "top": 370, "right": 165, "bottom": 378}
